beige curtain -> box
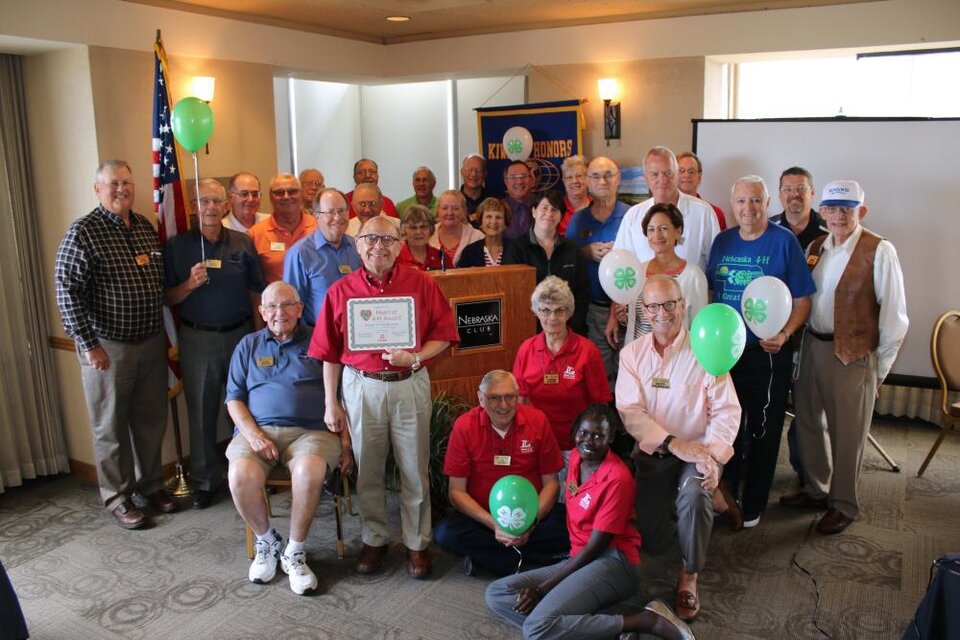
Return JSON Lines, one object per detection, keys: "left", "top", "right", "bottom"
{"left": 0, "top": 54, "right": 69, "bottom": 491}
{"left": 876, "top": 384, "right": 959, "bottom": 426}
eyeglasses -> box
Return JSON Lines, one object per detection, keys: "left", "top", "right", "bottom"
{"left": 197, "top": 197, "right": 226, "bottom": 207}
{"left": 301, "top": 180, "right": 323, "bottom": 188}
{"left": 779, "top": 185, "right": 811, "bottom": 194}
{"left": 315, "top": 207, "right": 349, "bottom": 217}
{"left": 819, "top": 205, "right": 858, "bottom": 216}
{"left": 404, "top": 223, "right": 430, "bottom": 231}
{"left": 99, "top": 180, "right": 135, "bottom": 189}
{"left": 355, "top": 200, "right": 379, "bottom": 208}
{"left": 271, "top": 188, "right": 301, "bottom": 197}
{"left": 357, "top": 233, "right": 400, "bottom": 247}
{"left": 505, "top": 174, "right": 529, "bottom": 182}
{"left": 481, "top": 391, "right": 519, "bottom": 405}
{"left": 642, "top": 299, "right": 682, "bottom": 314}
{"left": 677, "top": 167, "right": 701, "bottom": 175}
{"left": 230, "top": 190, "right": 261, "bottom": 199}
{"left": 537, "top": 306, "right": 568, "bottom": 317}
{"left": 261, "top": 301, "right": 301, "bottom": 312}
{"left": 587, "top": 170, "right": 619, "bottom": 181}
{"left": 646, "top": 170, "right": 675, "bottom": 180}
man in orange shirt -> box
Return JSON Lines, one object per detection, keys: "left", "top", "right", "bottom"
{"left": 248, "top": 173, "right": 318, "bottom": 283}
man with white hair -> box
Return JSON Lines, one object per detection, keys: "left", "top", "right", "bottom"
{"left": 396, "top": 166, "right": 438, "bottom": 220}
{"left": 781, "top": 180, "right": 907, "bottom": 535}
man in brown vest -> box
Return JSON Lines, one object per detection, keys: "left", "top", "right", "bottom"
{"left": 781, "top": 180, "right": 908, "bottom": 534}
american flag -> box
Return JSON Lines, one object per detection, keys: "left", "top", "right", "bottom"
{"left": 152, "top": 37, "right": 187, "bottom": 396}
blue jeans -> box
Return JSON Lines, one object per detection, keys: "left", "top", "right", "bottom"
{"left": 485, "top": 547, "right": 640, "bottom": 640}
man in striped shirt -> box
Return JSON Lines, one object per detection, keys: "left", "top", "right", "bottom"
{"left": 55, "top": 159, "right": 176, "bottom": 530}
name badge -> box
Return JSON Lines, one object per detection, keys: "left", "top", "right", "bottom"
{"left": 806, "top": 254, "right": 820, "bottom": 267}
{"left": 270, "top": 242, "right": 286, "bottom": 252}
{"left": 493, "top": 455, "right": 511, "bottom": 466}
{"left": 256, "top": 356, "right": 274, "bottom": 367}
{"left": 543, "top": 373, "right": 559, "bottom": 385}
{"left": 205, "top": 259, "right": 222, "bottom": 269}
{"left": 652, "top": 377, "right": 671, "bottom": 389}
{"left": 339, "top": 265, "right": 353, "bottom": 274}
{"left": 567, "top": 480, "right": 579, "bottom": 496}
{"left": 135, "top": 253, "right": 150, "bottom": 266}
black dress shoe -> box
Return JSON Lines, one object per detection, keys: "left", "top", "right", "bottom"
{"left": 146, "top": 489, "right": 177, "bottom": 514}
{"left": 817, "top": 508, "right": 854, "bottom": 535}
{"left": 112, "top": 501, "right": 149, "bottom": 530}
{"left": 192, "top": 490, "right": 213, "bottom": 510}
{"left": 779, "top": 492, "right": 828, "bottom": 510}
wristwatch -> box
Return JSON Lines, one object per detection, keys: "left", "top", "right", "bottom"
{"left": 411, "top": 352, "right": 421, "bottom": 371}
{"left": 655, "top": 434, "right": 675, "bottom": 458}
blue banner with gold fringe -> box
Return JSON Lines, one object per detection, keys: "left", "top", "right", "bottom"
{"left": 477, "top": 100, "right": 583, "bottom": 197}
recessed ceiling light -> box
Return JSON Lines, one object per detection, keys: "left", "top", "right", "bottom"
{"left": 386, "top": 16, "right": 411, "bottom": 22}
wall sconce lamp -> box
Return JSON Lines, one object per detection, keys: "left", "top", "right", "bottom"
{"left": 189, "top": 76, "right": 215, "bottom": 154}
{"left": 597, "top": 78, "right": 621, "bottom": 146}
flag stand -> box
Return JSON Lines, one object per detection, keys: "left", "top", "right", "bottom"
{"left": 165, "top": 397, "right": 193, "bottom": 497}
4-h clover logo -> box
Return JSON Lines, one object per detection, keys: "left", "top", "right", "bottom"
{"left": 743, "top": 298, "right": 767, "bottom": 323}
{"left": 506, "top": 139, "right": 523, "bottom": 155}
{"left": 496, "top": 505, "right": 527, "bottom": 530}
{"left": 613, "top": 266, "right": 636, "bottom": 290}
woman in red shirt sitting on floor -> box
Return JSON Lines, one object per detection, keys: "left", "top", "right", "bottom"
{"left": 486, "top": 403, "right": 693, "bottom": 640}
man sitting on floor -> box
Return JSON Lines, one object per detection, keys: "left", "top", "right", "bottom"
{"left": 434, "top": 370, "right": 569, "bottom": 577}
{"left": 225, "top": 281, "right": 351, "bottom": 595}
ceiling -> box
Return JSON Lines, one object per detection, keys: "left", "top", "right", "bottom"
{"left": 124, "top": 0, "right": 878, "bottom": 45}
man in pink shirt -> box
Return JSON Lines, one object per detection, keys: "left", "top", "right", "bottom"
{"left": 616, "top": 275, "right": 741, "bottom": 623}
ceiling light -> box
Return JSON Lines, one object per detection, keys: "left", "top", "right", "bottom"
{"left": 386, "top": 16, "right": 411, "bottom": 22}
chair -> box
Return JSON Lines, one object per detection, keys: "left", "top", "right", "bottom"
{"left": 917, "top": 310, "right": 960, "bottom": 477}
{"left": 245, "top": 467, "right": 354, "bottom": 559}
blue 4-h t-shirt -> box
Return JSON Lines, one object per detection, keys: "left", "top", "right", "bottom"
{"left": 706, "top": 223, "right": 815, "bottom": 346}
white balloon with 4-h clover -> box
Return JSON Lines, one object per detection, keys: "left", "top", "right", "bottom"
{"left": 502, "top": 126, "right": 533, "bottom": 161}
{"left": 740, "top": 275, "right": 792, "bottom": 340}
{"left": 599, "top": 249, "right": 643, "bottom": 305}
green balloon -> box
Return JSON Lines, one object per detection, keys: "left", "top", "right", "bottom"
{"left": 488, "top": 475, "right": 538, "bottom": 535}
{"left": 690, "top": 303, "right": 747, "bottom": 376}
{"left": 171, "top": 97, "right": 214, "bottom": 153}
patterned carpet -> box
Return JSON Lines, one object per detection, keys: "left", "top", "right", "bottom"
{"left": 1, "top": 417, "right": 957, "bottom": 640}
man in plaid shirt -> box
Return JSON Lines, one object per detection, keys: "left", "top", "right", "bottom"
{"left": 55, "top": 159, "right": 177, "bottom": 530}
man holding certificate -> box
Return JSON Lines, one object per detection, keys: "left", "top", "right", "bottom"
{"left": 310, "top": 215, "right": 459, "bottom": 579}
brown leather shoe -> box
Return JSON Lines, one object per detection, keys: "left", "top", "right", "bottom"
{"left": 715, "top": 480, "right": 743, "bottom": 532}
{"left": 407, "top": 548, "right": 432, "bottom": 579}
{"left": 675, "top": 584, "right": 700, "bottom": 621}
{"left": 779, "top": 492, "right": 828, "bottom": 510}
{"left": 355, "top": 544, "right": 388, "bottom": 575}
{"left": 111, "top": 501, "right": 149, "bottom": 530}
{"left": 816, "top": 508, "right": 854, "bottom": 535}
{"left": 146, "top": 490, "right": 177, "bottom": 514}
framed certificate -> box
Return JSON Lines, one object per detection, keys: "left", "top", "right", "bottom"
{"left": 347, "top": 296, "right": 417, "bottom": 351}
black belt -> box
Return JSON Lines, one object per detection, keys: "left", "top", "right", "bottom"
{"left": 351, "top": 366, "right": 415, "bottom": 382}
{"left": 181, "top": 317, "right": 249, "bottom": 333}
{"left": 807, "top": 328, "right": 835, "bottom": 342}
{"left": 590, "top": 299, "right": 611, "bottom": 308}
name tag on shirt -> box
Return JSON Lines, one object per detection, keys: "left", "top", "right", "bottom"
{"left": 543, "top": 373, "right": 559, "bottom": 385}
{"left": 493, "top": 455, "right": 511, "bottom": 466}
{"left": 135, "top": 254, "right": 151, "bottom": 266}
{"left": 256, "top": 356, "right": 274, "bottom": 367}
{"left": 806, "top": 254, "right": 820, "bottom": 268}
{"left": 652, "top": 377, "right": 671, "bottom": 389}
{"left": 339, "top": 265, "right": 353, "bottom": 274}
{"left": 205, "top": 259, "right": 222, "bottom": 269}
{"left": 270, "top": 242, "right": 286, "bottom": 252}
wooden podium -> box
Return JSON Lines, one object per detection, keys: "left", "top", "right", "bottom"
{"left": 426, "top": 265, "right": 537, "bottom": 405}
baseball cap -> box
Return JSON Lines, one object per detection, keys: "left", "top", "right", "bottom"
{"left": 820, "top": 180, "right": 864, "bottom": 207}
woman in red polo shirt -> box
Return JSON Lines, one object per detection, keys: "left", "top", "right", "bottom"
{"left": 396, "top": 205, "right": 443, "bottom": 271}
{"left": 513, "top": 277, "right": 611, "bottom": 465}
{"left": 486, "top": 404, "right": 693, "bottom": 640}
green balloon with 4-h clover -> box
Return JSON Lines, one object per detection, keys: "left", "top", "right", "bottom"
{"left": 489, "top": 475, "right": 539, "bottom": 535}
{"left": 690, "top": 303, "right": 746, "bottom": 376}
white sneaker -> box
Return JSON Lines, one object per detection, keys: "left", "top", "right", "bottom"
{"left": 249, "top": 535, "right": 283, "bottom": 584}
{"left": 281, "top": 550, "right": 318, "bottom": 595}
{"left": 743, "top": 515, "right": 761, "bottom": 528}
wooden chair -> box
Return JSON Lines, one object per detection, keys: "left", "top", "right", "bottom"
{"left": 245, "top": 467, "right": 355, "bottom": 559}
{"left": 917, "top": 310, "right": 960, "bottom": 477}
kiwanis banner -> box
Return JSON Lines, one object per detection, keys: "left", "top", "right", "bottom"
{"left": 477, "top": 100, "right": 583, "bottom": 196}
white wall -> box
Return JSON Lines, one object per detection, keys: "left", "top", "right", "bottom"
{"left": 287, "top": 79, "right": 361, "bottom": 191}
{"left": 455, "top": 75, "right": 526, "bottom": 164}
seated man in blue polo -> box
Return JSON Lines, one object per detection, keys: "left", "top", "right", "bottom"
{"left": 434, "top": 370, "right": 569, "bottom": 577}
{"left": 225, "top": 281, "right": 352, "bottom": 595}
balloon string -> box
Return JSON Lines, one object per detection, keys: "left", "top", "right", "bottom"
{"left": 513, "top": 547, "right": 524, "bottom": 575}
{"left": 753, "top": 352, "right": 774, "bottom": 440}
{"left": 193, "top": 152, "right": 204, "bottom": 262}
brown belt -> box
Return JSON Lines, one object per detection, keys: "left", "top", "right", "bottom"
{"left": 351, "top": 367, "right": 415, "bottom": 382}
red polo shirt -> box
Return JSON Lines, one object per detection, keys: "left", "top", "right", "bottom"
{"left": 566, "top": 449, "right": 642, "bottom": 565}
{"left": 513, "top": 331, "right": 612, "bottom": 450}
{"left": 444, "top": 404, "right": 564, "bottom": 508}
{"left": 396, "top": 243, "right": 443, "bottom": 271}
{"left": 308, "top": 263, "right": 459, "bottom": 372}
{"left": 248, "top": 213, "right": 317, "bottom": 284}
